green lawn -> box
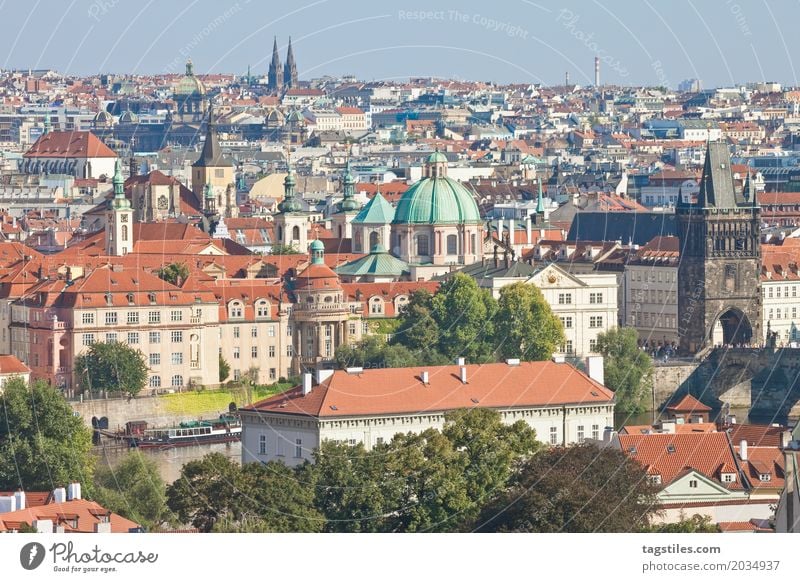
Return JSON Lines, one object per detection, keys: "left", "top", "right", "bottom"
{"left": 159, "top": 382, "right": 293, "bottom": 416}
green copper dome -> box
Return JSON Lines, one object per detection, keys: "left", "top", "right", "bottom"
{"left": 427, "top": 150, "right": 448, "bottom": 164}
{"left": 175, "top": 59, "right": 206, "bottom": 96}
{"left": 392, "top": 176, "right": 481, "bottom": 225}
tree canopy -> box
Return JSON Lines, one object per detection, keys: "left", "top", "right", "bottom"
{"left": 474, "top": 444, "right": 658, "bottom": 532}
{"left": 155, "top": 262, "right": 189, "bottom": 286}
{"left": 75, "top": 341, "right": 149, "bottom": 397}
{"left": 93, "top": 452, "right": 173, "bottom": 531}
{"left": 166, "top": 408, "right": 544, "bottom": 533}
{"left": 270, "top": 244, "right": 301, "bottom": 255}
{"left": 0, "top": 377, "right": 94, "bottom": 491}
{"left": 389, "top": 275, "right": 563, "bottom": 366}
{"left": 594, "top": 327, "right": 654, "bottom": 413}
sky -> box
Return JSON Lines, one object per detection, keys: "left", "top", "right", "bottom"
{"left": 0, "top": 0, "right": 797, "bottom": 88}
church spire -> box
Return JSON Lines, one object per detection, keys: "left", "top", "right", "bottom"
{"left": 535, "top": 178, "right": 545, "bottom": 214}
{"left": 193, "top": 104, "right": 231, "bottom": 168}
{"left": 111, "top": 159, "right": 130, "bottom": 210}
{"left": 268, "top": 37, "right": 283, "bottom": 93}
{"left": 339, "top": 159, "right": 358, "bottom": 211}
{"left": 284, "top": 36, "right": 298, "bottom": 89}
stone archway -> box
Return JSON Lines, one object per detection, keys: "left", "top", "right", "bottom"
{"left": 711, "top": 307, "right": 753, "bottom": 346}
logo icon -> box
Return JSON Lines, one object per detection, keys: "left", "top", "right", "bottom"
{"left": 20, "top": 542, "right": 45, "bottom": 570}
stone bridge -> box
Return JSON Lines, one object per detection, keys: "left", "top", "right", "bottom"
{"left": 652, "top": 348, "right": 800, "bottom": 422}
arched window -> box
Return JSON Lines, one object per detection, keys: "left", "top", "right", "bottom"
{"left": 292, "top": 225, "right": 300, "bottom": 241}
{"left": 277, "top": 225, "right": 283, "bottom": 242}
{"left": 171, "top": 375, "right": 183, "bottom": 388}
{"left": 417, "top": 234, "right": 429, "bottom": 256}
{"left": 446, "top": 234, "right": 457, "bottom": 255}
{"left": 255, "top": 300, "right": 269, "bottom": 318}
{"left": 149, "top": 375, "right": 161, "bottom": 388}
{"left": 370, "top": 297, "right": 384, "bottom": 314}
{"left": 229, "top": 301, "right": 243, "bottom": 318}
{"left": 369, "top": 231, "right": 380, "bottom": 249}
{"left": 121, "top": 225, "right": 128, "bottom": 241}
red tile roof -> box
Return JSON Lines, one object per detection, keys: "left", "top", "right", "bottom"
{"left": 0, "top": 355, "right": 30, "bottom": 375}
{"left": 618, "top": 432, "right": 743, "bottom": 489}
{"left": 0, "top": 499, "right": 139, "bottom": 533}
{"left": 24, "top": 131, "right": 117, "bottom": 158}
{"left": 665, "top": 393, "right": 711, "bottom": 413}
{"left": 241, "top": 360, "right": 614, "bottom": 419}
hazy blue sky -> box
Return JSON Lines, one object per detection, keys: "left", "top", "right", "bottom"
{"left": 0, "top": 0, "right": 797, "bottom": 88}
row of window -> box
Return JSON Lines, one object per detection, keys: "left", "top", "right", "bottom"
{"left": 560, "top": 339, "right": 598, "bottom": 354}
{"left": 767, "top": 307, "right": 798, "bottom": 321}
{"left": 258, "top": 434, "right": 303, "bottom": 458}
{"left": 630, "top": 270, "right": 676, "bottom": 284}
{"left": 149, "top": 375, "right": 184, "bottom": 388}
{"left": 765, "top": 286, "right": 799, "bottom": 299}
{"left": 633, "top": 289, "right": 677, "bottom": 304}
{"left": 83, "top": 330, "right": 186, "bottom": 346}
{"left": 559, "top": 312, "right": 604, "bottom": 328}
{"left": 81, "top": 311, "right": 192, "bottom": 326}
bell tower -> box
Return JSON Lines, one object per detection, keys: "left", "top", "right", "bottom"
{"left": 676, "top": 142, "right": 761, "bottom": 354}
{"left": 106, "top": 159, "right": 133, "bottom": 256}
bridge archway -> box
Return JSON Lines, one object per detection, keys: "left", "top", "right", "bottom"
{"left": 710, "top": 307, "right": 753, "bottom": 347}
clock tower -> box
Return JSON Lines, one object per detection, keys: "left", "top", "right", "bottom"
{"left": 106, "top": 159, "right": 134, "bottom": 256}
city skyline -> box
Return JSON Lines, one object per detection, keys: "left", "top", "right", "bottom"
{"left": 0, "top": 0, "right": 797, "bottom": 88}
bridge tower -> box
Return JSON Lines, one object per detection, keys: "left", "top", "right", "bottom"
{"left": 676, "top": 142, "right": 761, "bottom": 354}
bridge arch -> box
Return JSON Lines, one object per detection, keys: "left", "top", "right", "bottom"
{"left": 710, "top": 307, "right": 753, "bottom": 347}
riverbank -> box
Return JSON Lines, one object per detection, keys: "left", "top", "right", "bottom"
{"left": 71, "top": 383, "right": 292, "bottom": 430}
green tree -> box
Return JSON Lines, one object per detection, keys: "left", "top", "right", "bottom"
{"left": 0, "top": 378, "right": 94, "bottom": 491}
{"left": 431, "top": 273, "right": 496, "bottom": 362}
{"left": 270, "top": 244, "right": 301, "bottom": 255}
{"left": 335, "top": 335, "right": 448, "bottom": 369}
{"left": 93, "top": 452, "right": 173, "bottom": 531}
{"left": 442, "top": 408, "right": 540, "bottom": 517}
{"left": 218, "top": 355, "right": 231, "bottom": 383}
{"left": 155, "top": 262, "right": 189, "bottom": 286}
{"left": 309, "top": 440, "right": 403, "bottom": 532}
{"left": 649, "top": 514, "right": 720, "bottom": 533}
{"left": 392, "top": 289, "right": 440, "bottom": 351}
{"left": 166, "top": 453, "right": 248, "bottom": 532}
{"left": 595, "top": 327, "right": 654, "bottom": 413}
{"left": 493, "top": 282, "right": 564, "bottom": 361}
{"left": 474, "top": 444, "right": 658, "bottom": 532}
{"left": 75, "top": 341, "right": 149, "bottom": 398}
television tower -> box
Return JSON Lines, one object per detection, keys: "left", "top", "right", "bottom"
{"left": 594, "top": 56, "right": 600, "bottom": 87}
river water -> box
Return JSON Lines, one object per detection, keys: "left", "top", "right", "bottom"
{"left": 96, "top": 441, "right": 242, "bottom": 484}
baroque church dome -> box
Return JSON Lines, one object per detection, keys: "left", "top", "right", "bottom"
{"left": 392, "top": 151, "right": 481, "bottom": 225}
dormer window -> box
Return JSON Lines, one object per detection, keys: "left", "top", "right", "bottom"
{"left": 148, "top": 293, "right": 156, "bottom": 305}
{"left": 759, "top": 473, "right": 772, "bottom": 482}
{"left": 722, "top": 473, "right": 736, "bottom": 483}
{"left": 229, "top": 301, "right": 243, "bottom": 318}
{"left": 255, "top": 300, "right": 269, "bottom": 318}
{"left": 127, "top": 293, "right": 135, "bottom": 305}
{"left": 648, "top": 474, "right": 662, "bottom": 486}
{"left": 105, "top": 292, "right": 113, "bottom": 306}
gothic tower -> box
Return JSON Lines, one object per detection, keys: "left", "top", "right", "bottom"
{"left": 192, "top": 105, "right": 234, "bottom": 216}
{"left": 676, "top": 142, "right": 761, "bottom": 354}
{"left": 284, "top": 36, "right": 298, "bottom": 89}
{"left": 268, "top": 37, "right": 283, "bottom": 93}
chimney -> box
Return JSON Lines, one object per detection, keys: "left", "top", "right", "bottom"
{"left": 497, "top": 218, "right": 504, "bottom": 240}
{"left": 456, "top": 357, "right": 465, "bottom": 366}
{"left": 14, "top": 490, "right": 25, "bottom": 510}
{"left": 508, "top": 218, "right": 515, "bottom": 244}
{"left": 94, "top": 521, "right": 112, "bottom": 533}
{"left": 52, "top": 487, "right": 66, "bottom": 504}
{"left": 585, "top": 356, "right": 604, "bottom": 385}
{"left": 526, "top": 215, "right": 532, "bottom": 245}
{"left": 316, "top": 368, "right": 334, "bottom": 384}
{"left": 459, "top": 366, "right": 467, "bottom": 384}
{"left": 67, "top": 482, "right": 81, "bottom": 501}
{"left": 783, "top": 430, "right": 793, "bottom": 449}
{"left": 740, "top": 439, "right": 748, "bottom": 462}
{"left": 301, "top": 373, "right": 313, "bottom": 396}
{"left": 0, "top": 495, "right": 16, "bottom": 513}
{"left": 33, "top": 519, "right": 53, "bottom": 533}
{"left": 506, "top": 358, "right": 520, "bottom": 366}
{"left": 603, "top": 426, "right": 617, "bottom": 443}
{"left": 421, "top": 371, "right": 429, "bottom": 384}
{"left": 552, "top": 354, "right": 566, "bottom": 364}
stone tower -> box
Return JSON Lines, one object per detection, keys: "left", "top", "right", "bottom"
{"left": 676, "top": 142, "right": 761, "bottom": 354}
{"left": 268, "top": 37, "right": 283, "bottom": 93}
{"left": 192, "top": 106, "right": 234, "bottom": 216}
{"left": 284, "top": 37, "right": 298, "bottom": 89}
{"left": 106, "top": 159, "right": 133, "bottom": 256}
